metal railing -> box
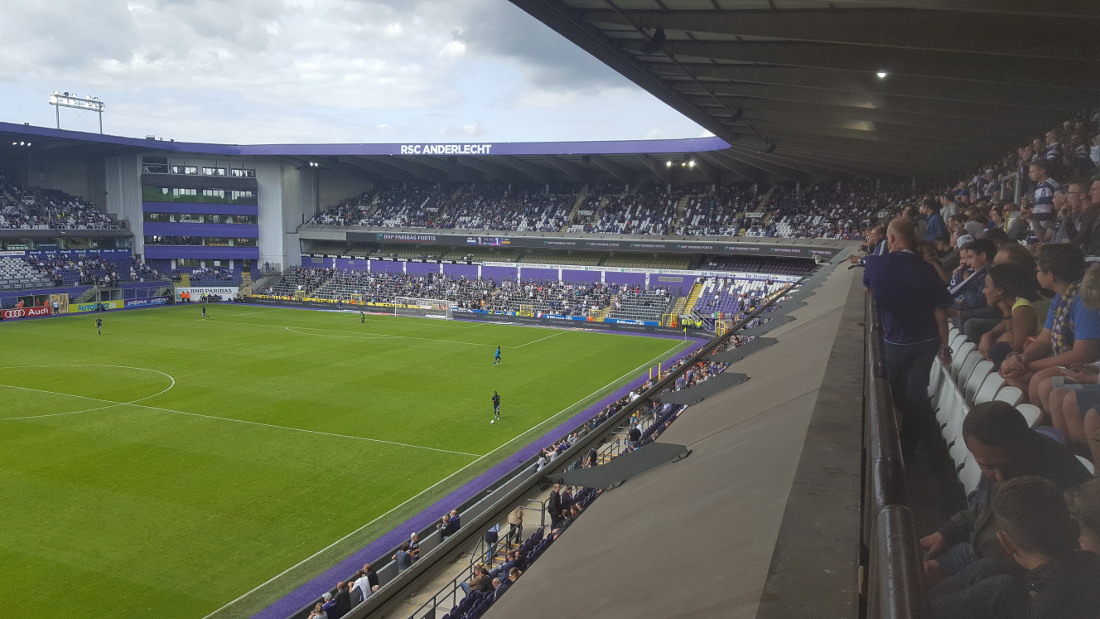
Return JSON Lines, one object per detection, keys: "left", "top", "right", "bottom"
{"left": 862, "top": 295, "right": 928, "bottom": 618}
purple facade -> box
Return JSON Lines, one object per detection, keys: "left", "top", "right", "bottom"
{"left": 370, "top": 260, "right": 405, "bottom": 274}
{"left": 481, "top": 265, "right": 517, "bottom": 281}
{"left": 561, "top": 269, "right": 601, "bottom": 284}
{"left": 144, "top": 246, "right": 259, "bottom": 260}
{"left": 605, "top": 272, "right": 647, "bottom": 287}
{"left": 406, "top": 262, "right": 438, "bottom": 275}
{"left": 334, "top": 258, "right": 369, "bottom": 270}
{"left": 144, "top": 222, "right": 259, "bottom": 238}
{"left": 651, "top": 274, "right": 695, "bottom": 296}
{"left": 520, "top": 267, "right": 557, "bottom": 281}
{"left": 143, "top": 202, "right": 258, "bottom": 216}
{"left": 443, "top": 263, "right": 479, "bottom": 278}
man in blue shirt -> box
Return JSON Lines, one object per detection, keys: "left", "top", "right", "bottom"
{"left": 864, "top": 217, "right": 954, "bottom": 459}
{"left": 921, "top": 199, "right": 948, "bottom": 242}
{"left": 494, "top": 346, "right": 502, "bottom": 366}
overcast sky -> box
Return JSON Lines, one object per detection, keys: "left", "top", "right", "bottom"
{"left": 0, "top": 0, "right": 708, "bottom": 145}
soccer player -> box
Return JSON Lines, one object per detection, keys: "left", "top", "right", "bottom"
{"left": 492, "top": 391, "right": 501, "bottom": 421}
{"left": 95, "top": 317, "right": 102, "bottom": 335}
{"left": 494, "top": 346, "right": 502, "bottom": 366}
{"left": 201, "top": 305, "right": 207, "bottom": 320}
{"left": 360, "top": 310, "right": 365, "bottom": 324}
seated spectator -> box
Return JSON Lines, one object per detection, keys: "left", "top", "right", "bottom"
{"left": 919, "top": 402, "right": 1090, "bottom": 589}
{"left": 950, "top": 238, "right": 996, "bottom": 333}
{"left": 931, "top": 476, "right": 1100, "bottom": 618}
{"left": 977, "top": 264, "right": 1042, "bottom": 370}
{"left": 1041, "top": 264, "right": 1100, "bottom": 452}
{"left": 437, "top": 509, "right": 460, "bottom": 540}
{"left": 999, "top": 244, "right": 1100, "bottom": 408}
{"left": 1066, "top": 479, "right": 1100, "bottom": 556}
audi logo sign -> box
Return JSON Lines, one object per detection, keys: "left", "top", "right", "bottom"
{"left": 1, "top": 305, "right": 50, "bottom": 320}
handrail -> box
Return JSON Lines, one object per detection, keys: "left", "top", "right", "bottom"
{"left": 863, "top": 294, "right": 929, "bottom": 619}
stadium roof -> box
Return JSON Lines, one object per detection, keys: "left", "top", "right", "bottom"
{"left": 510, "top": 0, "right": 1100, "bottom": 180}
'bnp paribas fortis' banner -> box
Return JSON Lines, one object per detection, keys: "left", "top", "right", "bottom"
{"left": 175, "top": 287, "right": 239, "bottom": 299}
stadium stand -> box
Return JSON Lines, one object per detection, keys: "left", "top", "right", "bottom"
{"left": 0, "top": 175, "right": 120, "bottom": 230}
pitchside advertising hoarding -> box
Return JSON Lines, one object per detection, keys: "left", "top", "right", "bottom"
{"left": 0, "top": 305, "right": 50, "bottom": 320}
{"left": 70, "top": 300, "right": 124, "bottom": 313}
{"left": 124, "top": 297, "right": 169, "bottom": 308}
{"left": 175, "top": 286, "right": 240, "bottom": 299}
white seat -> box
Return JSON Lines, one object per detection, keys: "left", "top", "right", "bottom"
{"left": 959, "top": 454, "right": 983, "bottom": 496}
{"left": 963, "top": 360, "right": 994, "bottom": 404}
{"left": 929, "top": 356, "right": 947, "bottom": 398}
{"left": 950, "top": 343, "right": 977, "bottom": 378}
{"left": 953, "top": 349, "right": 981, "bottom": 385}
{"left": 950, "top": 332, "right": 968, "bottom": 351}
{"left": 994, "top": 385, "right": 1024, "bottom": 406}
{"left": 947, "top": 408, "right": 972, "bottom": 467}
{"left": 1017, "top": 403, "right": 1043, "bottom": 427}
{"left": 938, "top": 386, "right": 966, "bottom": 432}
{"left": 1076, "top": 455, "right": 1096, "bottom": 476}
{"left": 973, "top": 374, "right": 1007, "bottom": 405}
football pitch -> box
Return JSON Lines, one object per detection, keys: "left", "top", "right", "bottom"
{"left": 0, "top": 304, "right": 688, "bottom": 617}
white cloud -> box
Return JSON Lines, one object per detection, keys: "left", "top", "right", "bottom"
{"left": 0, "top": 0, "right": 704, "bottom": 144}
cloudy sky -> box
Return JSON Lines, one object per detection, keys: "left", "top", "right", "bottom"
{"left": 0, "top": 0, "right": 708, "bottom": 145}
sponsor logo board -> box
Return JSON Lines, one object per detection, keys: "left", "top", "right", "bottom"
{"left": 1, "top": 305, "right": 50, "bottom": 320}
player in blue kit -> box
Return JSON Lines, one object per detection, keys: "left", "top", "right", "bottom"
{"left": 494, "top": 346, "right": 501, "bottom": 366}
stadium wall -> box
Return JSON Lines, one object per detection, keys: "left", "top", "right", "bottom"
{"left": 261, "top": 159, "right": 294, "bottom": 269}
{"left": 105, "top": 155, "right": 144, "bottom": 253}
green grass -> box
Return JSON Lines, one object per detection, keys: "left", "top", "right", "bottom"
{"left": 0, "top": 304, "right": 687, "bottom": 618}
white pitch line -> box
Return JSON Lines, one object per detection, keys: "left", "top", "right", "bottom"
{"left": 511, "top": 330, "right": 564, "bottom": 348}
{"left": 200, "top": 338, "right": 689, "bottom": 619}
{"left": 0, "top": 364, "right": 177, "bottom": 420}
{"left": 1, "top": 382, "right": 480, "bottom": 458}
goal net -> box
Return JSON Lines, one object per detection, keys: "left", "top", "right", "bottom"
{"left": 394, "top": 296, "right": 453, "bottom": 319}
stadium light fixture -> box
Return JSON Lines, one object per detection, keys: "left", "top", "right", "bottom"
{"left": 666, "top": 160, "right": 673, "bottom": 168}
{"left": 49, "top": 90, "right": 106, "bottom": 133}
{"left": 876, "top": 71, "right": 888, "bottom": 79}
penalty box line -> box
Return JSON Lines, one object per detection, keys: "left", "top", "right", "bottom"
{"left": 0, "top": 384, "right": 480, "bottom": 458}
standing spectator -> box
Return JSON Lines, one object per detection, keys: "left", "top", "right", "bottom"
{"left": 922, "top": 199, "right": 948, "bottom": 242}
{"left": 332, "top": 581, "right": 351, "bottom": 619}
{"left": 547, "top": 483, "right": 563, "bottom": 529}
{"left": 392, "top": 542, "right": 412, "bottom": 571}
{"left": 863, "top": 217, "right": 953, "bottom": 459}
{"left": 1028, "top": 160, "right": 1060, "bottom": 243}
{"left": 408, "top": 532, "right": 421, "bottom": 563}
{"left": 507, "top": 505, "right": 524, "bottom": 544}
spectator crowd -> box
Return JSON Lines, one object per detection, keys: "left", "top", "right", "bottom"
{"left": 0, "top": 175, "right": 118, "bottom": 230}
{"left": 858, "top": 113, "right": 1100, "bottom": 617}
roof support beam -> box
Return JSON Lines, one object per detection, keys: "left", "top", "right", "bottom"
{"left": 583, "top": 9, "right": 1100, "bottom": 60}
{"left": 633, "top": 41, "right": 1098, "bottom": 89}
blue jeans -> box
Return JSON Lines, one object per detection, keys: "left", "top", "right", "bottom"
{"left": 882, "top": 339, "right": 940, "bottom": 459}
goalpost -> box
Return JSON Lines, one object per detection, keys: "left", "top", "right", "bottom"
{"left": 394, "top": 296, "right": 453, "bottom": 320}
